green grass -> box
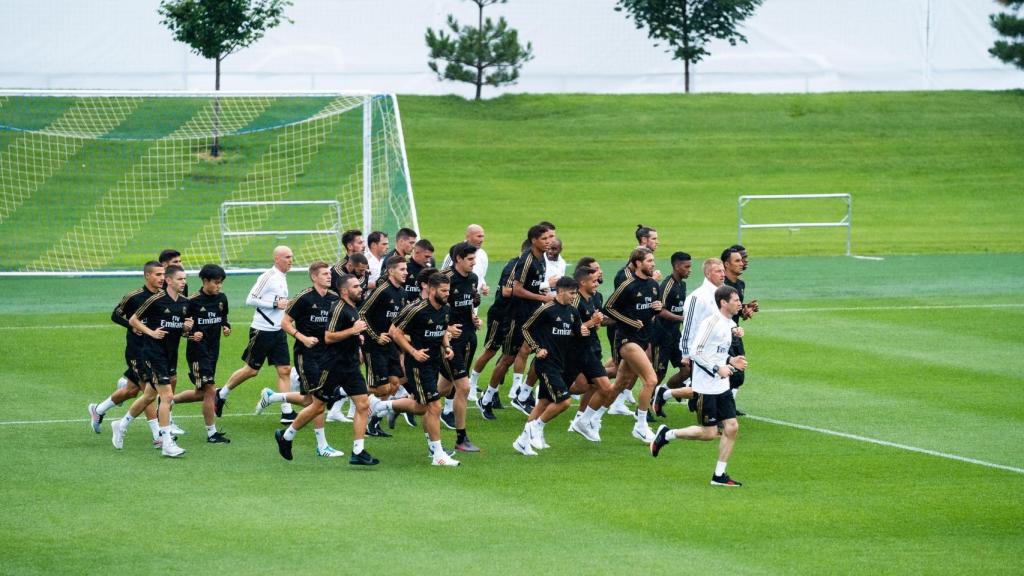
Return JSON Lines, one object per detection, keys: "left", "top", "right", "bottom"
{"left": 1, "top": 254, "right": 1022, "bottom": 574}
{"left": 2, "top": 92, "right": 1024, "bottom": 574}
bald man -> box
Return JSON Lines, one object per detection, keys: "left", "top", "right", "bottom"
{"left": 215, "top": 246, "right": 296, "bottom": 423}
{"left": 442, "top": 224, "right": 490, "bottom": 296}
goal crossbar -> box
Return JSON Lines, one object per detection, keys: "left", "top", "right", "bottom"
{"left": 220, "top": 200, "right": 343, "bottom": 267}
{"left": 738, "top": 194, "right": 852, "bottom": 256}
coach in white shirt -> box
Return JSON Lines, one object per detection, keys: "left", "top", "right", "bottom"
{"left": 680, "top": 258, "right": 726, "bottom": 364}
{"left": 215, "top": 245, "right": 297, "bottom": 422}
{"left": 442, "top": 224, "right": 490, "bottom": 295}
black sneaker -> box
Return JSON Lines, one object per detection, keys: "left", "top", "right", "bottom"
{"left": 207, "top": 432, "right": 231, "bottom": 444}
{"left": 645, "top": 410, "right": 657, "bottom": 424}
{"left": 366, "top": 416, "right": 392, "bottom": 437}
{"left": 214, "top": 388, "right": 226, "bottom": 417}
{"left": 279, "top": 411, "right": 297, "bottom": 425}
{"left": 687, "top": 395, "right": 698, "bottom": 413}
{"left": 490, "top": 396, "right": 504, "bottom": 410}
{"left": 650, "top": 424, "right": 669, "bottom": 458}
{"left": 403, "top": 412, "right": 417, "bottom": 428}
{"left": 711, "top": 473, "right": 742, "bottom": 487}
{"left": 652, "top": 385, "right": 668, "bottom": 418}
{"left": 349, "top": 450, "right": 380, "bottom": 466}
{"left": 511, "top": 397, "right": 531, "bottom": 416}
{"left": 524, "top": 395, "right": 536, "bottom": 412}
{"left": 735, "top": 408, "right": 747, "bottom": 417}
{"left": 274, "top": 429, "right": 293, "bottom": 460}
{"left": 477, "top": 398, "right": 496, "bottom": 421}
{"left": 441, "top": 410, "right": 456, "bottom": 430}
{"left": 387, "top": 410, "right": 398, "bottom": 429}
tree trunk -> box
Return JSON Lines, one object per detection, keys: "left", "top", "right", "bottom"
{"left": 685, "top": 59, "right": 690, "bottom": 94}
{"left": 475, "top": 67, "right": 483, "bottom": 100}
{"left": 212, "top": 56, "right": 221, "bottom": 157}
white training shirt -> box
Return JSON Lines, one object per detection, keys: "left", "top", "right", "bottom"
{"left": 680, "top": 277, "right": 718, "bottom": 359}
{"left": 441, "top": 246, "right": 489, "bottom": 291}
{"left": 690, "top": 310, "right": 737, "bottom": 395}
{"left": 246, "top": 266, "right": 289, "bottom": 331}
{"left": 366, "top": 250, "right": 384, "bottom": 285}
{"left": 543, "top": 254, "right": 566, "bottom": 287}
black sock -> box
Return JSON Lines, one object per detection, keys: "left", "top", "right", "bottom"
{"left": 456, "top": 428, "right": 467, "bottom": 444}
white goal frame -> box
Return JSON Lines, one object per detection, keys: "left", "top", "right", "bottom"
{"left": 737, "top": 193, "right": 852, "bottom": 256}
{"left": 220, "top": 200, "right": 343, "bottom": 267}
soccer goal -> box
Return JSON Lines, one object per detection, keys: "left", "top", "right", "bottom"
{"left": 0, "top": 91, "right": 418, "bottom": 275}
{"left": 737, "top": 193, "right": 852, "bottom": 256}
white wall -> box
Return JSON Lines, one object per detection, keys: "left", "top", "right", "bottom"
{"left": 1, "top": 0, "right": 1021, "bottom": 95}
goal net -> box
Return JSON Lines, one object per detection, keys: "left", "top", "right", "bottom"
{"left": 0, "top": 91, "right": 417, "bottom": 274}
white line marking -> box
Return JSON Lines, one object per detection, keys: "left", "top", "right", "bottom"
{"left": 748, "top": 414, "right": 1024, "bottom": 475}
{"left": 0, "top": 413, "right": 258, "bottom": 426}
{"left": 0, "top": 324, "right": 119, "bottom": 331}
{"left": 763, "top": 303, "right": 1024, "bottom": 314}
{"left": 852, "top": 255, "right": 885, "bottom": 261}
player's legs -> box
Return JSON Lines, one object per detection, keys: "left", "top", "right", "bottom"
{"left": 619, "top": 343, "right": 657, "bottom": 441}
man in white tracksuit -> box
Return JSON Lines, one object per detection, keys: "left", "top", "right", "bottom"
{"left": 650, "top": 284, "right": 748, "bottom": 487}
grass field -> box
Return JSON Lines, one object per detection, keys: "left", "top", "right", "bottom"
{"left": 1, "top": 92, "right": 1023, "bottom": 574}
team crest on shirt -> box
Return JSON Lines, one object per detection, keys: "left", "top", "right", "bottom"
{"left": 556, "top": 316, "right": 561, "bottom": 322}
{"left": 164, "top": 307, "right": 171, "bottom": 314}
{"left": 312, "top": 303, "right": 318, "bottom": 309}
{"left": 199, "top": 306, "right": 206, "bottom": 312}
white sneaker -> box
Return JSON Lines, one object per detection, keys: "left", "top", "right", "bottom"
{"left": 88, "top": 403, "right": 102, "bottom": 434}
{"left": 625, "top": 390, "right": 637, "bottom": 405}
{"left": 432, "top": 454, "right": 461, "bottom": 466}
{"left": 632, "top": 425, "right": 656, "bottom": 443}
{"left": 528, "top": 425, "right": 548, "bottom": 450}
{"left": 568, "top": 414, "right": 579, "bottom": 433}
{"left": 608, "top": 402, "right": 633, "bottom": 416}
{"left": 169, "top": 422, "right": 186, "bottom": 435}
{"left": 512, "top": 436, "right": 537, "bottom": 456}
{"left": 161, "top": 437, "right": 185, "bottom": 457}
{"left": 468, "top": 387, "right": 479, "bottom": 403}
{"left": 571, "top": 417, "right": 601, "bottom": 442}
{"left": 591, "top": 420, "right": 603, "bottom": 442}
{"left": 326, "top": 411, "right": 353, "bottom": 423}
{"left": 316, "top": 445, "right": 345, "bottom": 458}
{"left": 111, "top": 420, "right": 125, "bottom": 449}
{"left": 255, "top": 387, "right": 274, "bottom": 415}
{"left": 152, "top": 438, "right": 164, "bottom": 449}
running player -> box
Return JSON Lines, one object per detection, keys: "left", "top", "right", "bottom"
{"left": 506, "top": 224, "right": 555, "bottom": 414}
{"left": 359, "top": 256, "right": 408, "bottom": 434}
{"left": 604, "top": 247, "right": 662, "bottom": 443}
{"left": 89, "top": 261, "right": 162, "bottom": 442}
{"left": 257, "top": 261, "right": 344, "bottom": 457}
{"left": 171, "top": 264, "right": 232, "bottom": 444}
{"left": 650, "top": 252, "right": 696, "bottom": 418}
{"left": 438, "top": 242, "right": 482, "bottom": 452}
{"left": 722, "top": 246, "right": 758, "bottom": 414}
{"left": 565, "top": 264, "right": 616, "bottom": 442}
{"left": 275, "top": 274, "right": 379, "bottom": 466}
{"left": 388, "top": 273, "right": 461, "bottom": 466}
{"left": 651, "top": 285, "right": 748, "bottom": 487}
{"left": 383, "top": 227, "right": 417, "bottom": 263}
{"left": 512, "top": 276, "right": 586, "bottom": 456}
{"left": 215, "top": 246, "right": 294, "bottom": 423}
{"left": 403, "top": 239, "right": 435, "bottom": 302}
{"left": 111, "top": 265, "right": 192, "bottom": 457}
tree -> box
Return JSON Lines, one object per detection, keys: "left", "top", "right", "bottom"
{"left": 990, "top": 0, "right": 1024, "bottom": 71}
{"left": 615, "top": 0, "right": 763, "bottom": 93}
{"left": 426, "top": 0, "right": 534, "bottom": 100}
{"left": 158, "top": 0, "right": 292, "bottom": 155}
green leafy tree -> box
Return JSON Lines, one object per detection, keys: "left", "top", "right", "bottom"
{"left": 158, "top": 0, "right": 292, "bottom": 155}
{"left": 990, "top": 0, "right": 1024, "bottom": 71}
{"left": 426, "top": 0, "right": 534, "bottom": 100}
{"left": 615, "top": 0, "right": 763, "bottom": 93}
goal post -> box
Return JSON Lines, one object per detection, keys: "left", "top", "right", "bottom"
{"left": 219, "top": 200, "right": 343, "bottom": 268}
{"left": 737, "top": 193, "right": 852, "bottom": 256}
{"left": 0, "top": 90, "right": 418, "bottom": 275}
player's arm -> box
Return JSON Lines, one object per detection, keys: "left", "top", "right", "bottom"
{"left": 324, "top": 307, "right": 366, "bottom": 344}
{"left": 679, "top": 293, "right": 700, "bottom": 358}
{"left": 603, "top": 279, "right": 642, "bottom": 329}
{"left": 111, "top": 295, "right": 133, "bottom": 329}
{"left": 521, "top": 304, "right": 546, "bottom": 354}
{"left": 129, "top": 293, "right": 166, "bottom": 340}
{"left": 358, "top": 285, "right": 385, "bottom": 343}
{"left": 246, "top": 271, "right": 283, "bottom": 309}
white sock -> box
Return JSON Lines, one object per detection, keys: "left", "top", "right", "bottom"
{"left": 636, "top": 410, "right": 648, "bottom": 425}
{"left": 313, "top": 427, "right": 328, "bottom": 450}
{"left": 443, "top": 397, "right": 454, "bottom": 415}
{"left": 469, "top": 370, "right": 481, "bottom": 387}
{"left": 512, "top": 373, "right": 524, "bottom": 390}
{"left": 353, "top": 439, "right": 364, "bottom": 454}
{"left": 268, "top": 392, "right": 287, "bottom": 403}
{"left": 596, "top": 406, "right": 608, "bottom": 418}
{"left": 662, "top": 388, "right": 674, "bottom": 402}
{"left": 533, "top": 419, "right": 546, "bottom": 432}
{"left": 205, "top": 425, "right": 217, "bottom": 438}
{"left": 429, "top": 440, "right": 443, "bottom": 459}
{"left": 147, "top": 418, "right": 159, "bottom": 440}
{"left": 715, "top": 461, "right": 728, "bottom": 476}
{"left": 481, "top": 386, "right": 497, "bottom": 404}
{"left": 160, "top": 426, "right": 172, "bottom": 445}
{"left": 281, "top": 402, "right": 295, "bottom": 415}
{"left": 120, "top": 414, "right": 134, "bottom": 427}
{"left": 96, "top": 397, "right": 116, "bottom": 415}
{"left": 283, "top": 425, "right": 297, "bottom": 441}
{"left": 666, "top": 430, "right": 677, "bottom": 441}
{"left": 582, "top": 406, "right": 596, "bottom": 421}
{"left": 517, "top": 385, "right": 533, "bottom": 403}
{"left": 218, "top": 387, "right": 230, "bottom": 400}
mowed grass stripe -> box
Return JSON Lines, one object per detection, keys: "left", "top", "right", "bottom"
{"left": 186, "top": 97, "right": 357, "bottom": 265}
{"left": 28, "top": 98, "right": 274, "bottom": 272}
{"left": 0, "top": 98, "right": 140, "bottom": 223}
